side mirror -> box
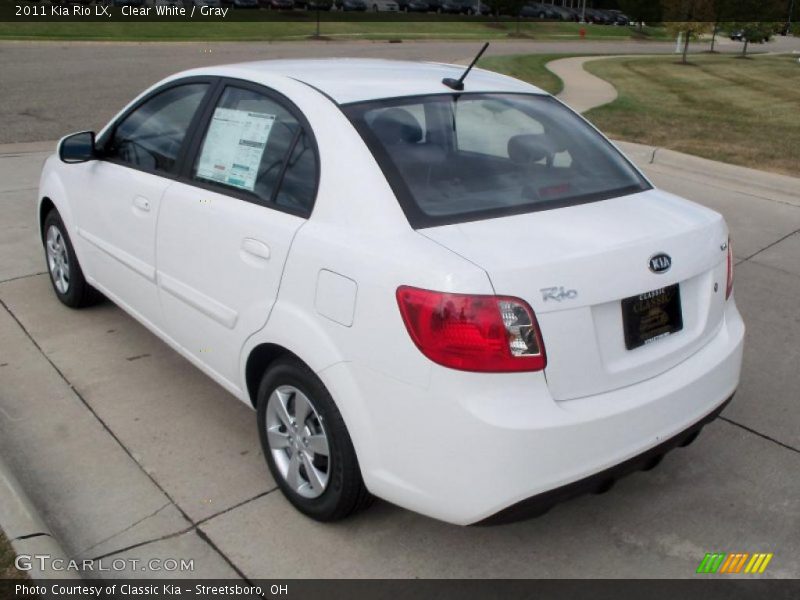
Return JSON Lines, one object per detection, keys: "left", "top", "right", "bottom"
{"left": 59, "top": 131, "right": 97, "bottom": 164}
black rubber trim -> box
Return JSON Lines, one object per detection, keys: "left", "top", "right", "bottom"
{"left": 475, "top": 394, "right": 734, "bottom": 526}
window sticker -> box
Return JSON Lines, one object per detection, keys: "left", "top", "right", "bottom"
{"left": 196, "top": 108, "right": 276, "bottom": 192}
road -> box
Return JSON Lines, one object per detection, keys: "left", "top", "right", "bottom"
{"left": 2, "top": 35, "right": 800, "bottom": 143}
{"left": 0, "top": 39, "right": 799, "bottom": 579}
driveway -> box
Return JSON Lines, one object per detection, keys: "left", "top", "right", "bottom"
{"left": 0, "top": 41, "right": 799, "bottom": 580}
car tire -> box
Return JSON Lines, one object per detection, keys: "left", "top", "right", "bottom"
{"left": 256, "top": 357, "right": 373, "bottom": 521}
{"left": 42, "top": 209, "right": 102, "bottom": 309}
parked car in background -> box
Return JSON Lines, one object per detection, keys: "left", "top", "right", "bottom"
{"left": 437, "top": 0, "right": 487, "bottom": 15}
{"left": 193, "top": 0, "right": 222, "bottom": 8}
{"left": 438, "top": 0, "right": 462, "bottom": 13}
{"left": 729, "top": 29, "right": 772, "bottom": 43}
{"left": 584, "top": 8, "right": 612, "bottom": 24}
{"left": 459, "top": 0, "right": 490, "bottom": 15}
{"left": 396, "top": 0, "right": 428, "bottom": 11}
{"left": 334, "top": 0, "right": 366, "bottom": 9}
{"left": 42, "top": 58, "right": 743, "bottom": 526}
{"left": 550, "top": 5, "right": 579, "bottom": 21}
{"left": 370, "top": 0, "right": 399, "bottom": 10}
{"left": 231, "top": 0, "right": 258, "bottom": 7}
{"left": 607, "top": 9, "right": 630, "bottom": 25}
{"left": 521, "top": 1, "right": 559, "bottom": 19}
{"left": 307, "top": 0, "right": 332, "bottom": 8}
{"left": 260, "top": 0, "right": 294, "bottom": 9}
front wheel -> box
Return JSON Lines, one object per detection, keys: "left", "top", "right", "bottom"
{"left": 256, "top": 358, "right": 373, "bottom": 521}
{"left": 43, "top": 209, "right": 101, "bottom": 308}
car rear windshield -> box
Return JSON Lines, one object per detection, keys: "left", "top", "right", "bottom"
{"left": 343, "top": 93, "right": 651, "bottom": 228}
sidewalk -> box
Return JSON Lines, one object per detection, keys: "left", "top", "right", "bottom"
{"left": 546, "top": 56, "right": 622, "bottom": 114}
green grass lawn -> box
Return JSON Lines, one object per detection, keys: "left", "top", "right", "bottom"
{"left": 583, "top": 54, "right": 800, "bottom": 176}
{"left": 0, "top": 19, "right": 667, "bottom": 42}
{"left": 480, "top": 52, "right": 578, "bottom": 94}
{"left": 0, "top": 530, "right": 26, "bottom": 580}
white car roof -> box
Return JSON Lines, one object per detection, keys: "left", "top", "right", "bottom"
{"left": 179, "top": 58, "right": 545, "bottom": 105}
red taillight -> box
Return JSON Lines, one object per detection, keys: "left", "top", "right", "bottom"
{"left": 396, "top": 286, "right": 546, "bottom": 373}
{"left": 726, "top": 237, "right": 734, "bottom": 300}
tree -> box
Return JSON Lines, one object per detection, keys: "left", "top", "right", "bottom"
{"left": 719, "top": 0, "right": 784, "bottom": 57}
{"left": 709, "top": 0, "right": 736, "bottom": 52}
{"left": 662, "top": 0, "right": 714, "bottom": 64}
{"left": 727, "top": 22, "right": 779, "bottom": 56}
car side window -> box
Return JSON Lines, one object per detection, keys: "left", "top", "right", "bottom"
{"left": 193, "top": 86, "right": 312, "bottom": 208}
{"left": 274, "top": 129, "right": 318, "bottom": 213}
{"left": 105, "top": 83, "right": 209, "bottom": 173}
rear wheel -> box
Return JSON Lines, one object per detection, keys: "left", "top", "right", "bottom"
{"left": 43, "top": 209, "right": 101, "bottom": 309}
{"left": 256, "top": 358, "right": 372, "bottom": 521}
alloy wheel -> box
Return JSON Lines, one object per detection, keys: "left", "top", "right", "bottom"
{"left": 266, "top": 385, "right": 331, "bottom": 499}
{"left": 46, "top": 225, "right": 70, "bottom": 294}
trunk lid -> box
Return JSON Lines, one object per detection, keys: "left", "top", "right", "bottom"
{"left": 420, "top": 189, "right": 730, "bottom": 401}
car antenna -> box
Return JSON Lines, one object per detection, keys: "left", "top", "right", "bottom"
{"left": 442, "top": 42, "right": 489, "bottom": 91}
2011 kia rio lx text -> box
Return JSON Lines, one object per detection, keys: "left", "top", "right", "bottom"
{"left": 37, "top": 58, "right": 744, "bottom": 526}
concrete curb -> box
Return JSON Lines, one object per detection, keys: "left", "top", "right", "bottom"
{"left": 614, "top": 140, "right": 800, "bottom": 207}
{"left": 0, "top": 459, "right": 80, "bottom": 580}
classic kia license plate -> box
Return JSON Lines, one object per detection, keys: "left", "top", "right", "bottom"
{"left": 622, "top": 284, "right": 683, "bottom": 350}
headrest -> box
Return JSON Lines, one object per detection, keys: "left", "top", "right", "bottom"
{"left": 371, "top": 108, "right": 423, "bottom": 145}
{"left": 507, "top": 133, "right": 553, "bottom": 164}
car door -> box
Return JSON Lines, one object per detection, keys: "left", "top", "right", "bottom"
{"left": 155, "top": 81, "right": 318, "bottom": 391}
{"left": 75, "top": 80, "right": 212, "bottom": 328}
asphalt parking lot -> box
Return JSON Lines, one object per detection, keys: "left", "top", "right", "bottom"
{"left": 1, "top": 41, "right": 799, "bottom": 579}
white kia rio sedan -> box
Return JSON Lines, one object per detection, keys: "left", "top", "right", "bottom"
{"left": 38, "top": 58, "right": 744, "bottom": 525}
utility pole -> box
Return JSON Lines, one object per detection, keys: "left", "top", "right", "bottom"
{"left": 789, "top": 0, "right": 795, "bottom": 31}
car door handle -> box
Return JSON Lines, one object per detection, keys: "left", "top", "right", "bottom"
{"left": 133, "top": 196, "right": 150, "bottom": 212}
{"left": 241, "top": 238, "right": 271, "bottom": 261}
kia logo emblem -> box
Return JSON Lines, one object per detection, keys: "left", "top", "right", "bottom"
{"left": 649, "top": 253, "right": 672, "bottom": 274}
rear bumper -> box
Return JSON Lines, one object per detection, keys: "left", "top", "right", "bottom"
{"left": 476, "top": 394, "right": 733, "bottom": 525}
{"left": 320, "top": 299, "right": 744, "bottom": 526}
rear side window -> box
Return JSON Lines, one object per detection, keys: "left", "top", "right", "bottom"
{"left": 344, "top": 93, "right": 650, "bottom": 228}
{"left": 274, "top": 130, "right": 318, "bottom": 213}
{"left": 106, "top": 83, "right": 209, "bottom": 174}
{"left": 193, "top": 86, "right": 317, "bottom": 212}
